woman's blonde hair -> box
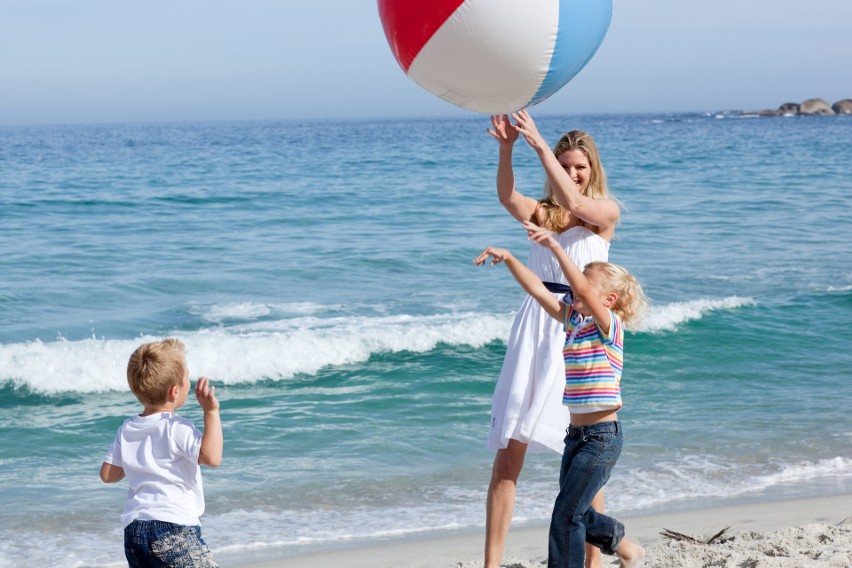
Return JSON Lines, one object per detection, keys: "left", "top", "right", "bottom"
{"left": 584, "top": 261, "right": 648, "bottom": 330}
{"left": 537, "top": 130, "right": 612, "bottom": 232}
{"left": 126, "top": 338, "right": 187, "bottom": 406}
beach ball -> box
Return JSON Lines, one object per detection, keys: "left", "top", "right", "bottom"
{"left": 377, "top": 0, "right": 613, "bottom": 114}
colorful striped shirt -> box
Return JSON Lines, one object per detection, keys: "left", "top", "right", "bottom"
{"left": 562, "top": 305, "right": 624, "bottom": 412}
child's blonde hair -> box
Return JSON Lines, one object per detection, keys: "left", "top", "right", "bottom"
{"left": 127, "top": 338, "right": 187, "bottom": 406}
{"left": 584, "top": 261, "right": 648, "bottom": 330}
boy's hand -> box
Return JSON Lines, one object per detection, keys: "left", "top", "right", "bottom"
{"left": 195, "top": 377, "right": 220, "bottom": 412}
{"left": 474, "top": 246, "right": 513, "bottom": 267}
{"left": 523, "top": 220, "right": 559, "bottom": 250}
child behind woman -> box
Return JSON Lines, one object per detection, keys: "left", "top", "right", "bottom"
{"left": 475, "top": 221, "right": 648, "bottom": 568}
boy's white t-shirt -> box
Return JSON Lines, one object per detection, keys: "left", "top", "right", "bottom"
{"left": 104, "top": 411, "right": 205, "bottom": 527}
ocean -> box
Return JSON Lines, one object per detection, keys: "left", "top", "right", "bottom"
{"left": 1, "top": 112, "right": 850, "bottom": 567}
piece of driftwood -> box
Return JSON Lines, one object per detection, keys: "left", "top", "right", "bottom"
{"left": 660, "top": 526, "right": 731, "bottom": 544}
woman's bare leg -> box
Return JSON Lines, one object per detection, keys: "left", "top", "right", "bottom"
{"left": 585, "top": 489, "right": 606, "bottom": 568}
{"left": 485, "top": 439, "right": 528, "bottom": 568}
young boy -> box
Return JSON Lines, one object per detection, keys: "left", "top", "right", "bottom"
{"left": 100, "top": 338, "right": 223, "bottom": 568}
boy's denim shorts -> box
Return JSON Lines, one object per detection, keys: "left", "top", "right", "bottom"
{"left": 124, "top": 519, "right": 218, "bottom": 568}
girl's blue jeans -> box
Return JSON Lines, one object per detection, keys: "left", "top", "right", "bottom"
{"left": 547, "top": 421, "right": 625, "bottom": 568}
{"left": 124, "top": 519, "right": 218, "bottom": 568}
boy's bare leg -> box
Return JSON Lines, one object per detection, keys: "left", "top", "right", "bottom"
{"left": 485, "top": 439, "right": 528, "bottom": 568}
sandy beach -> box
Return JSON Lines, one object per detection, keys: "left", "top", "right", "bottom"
{"left": 228, "top": 493, "right": 852, "bottom": 568}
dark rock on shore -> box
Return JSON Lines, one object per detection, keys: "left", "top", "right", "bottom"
{"left": 832, "top": 99, "right": 852, "bottom": 114}
{"left": 744, "top": 98, "right": 851, "bottom": 116}
{"left": 778, "top": 102, "right": 800, "bottom": 115}
{"left": 800, "top": 98, "right": 834, "bottom": 115}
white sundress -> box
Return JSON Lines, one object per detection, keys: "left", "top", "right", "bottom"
{"left": 488, "top": 226, "right": 610, "bottom": 454}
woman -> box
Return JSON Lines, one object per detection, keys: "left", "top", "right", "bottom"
{"left": 485, "top": 111, "right": 619, "bottom": 568}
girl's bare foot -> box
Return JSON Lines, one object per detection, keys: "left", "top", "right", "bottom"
{"left": 617, "top": 537, "right": 645, "bottom": 568}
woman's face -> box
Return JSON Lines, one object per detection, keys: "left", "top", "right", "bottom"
{"left": 557, "top": 148, "right": 591, "bottom": 192}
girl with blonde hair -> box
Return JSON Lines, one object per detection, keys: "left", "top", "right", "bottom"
{"left": 475, "top": 221, "right": 648, "bottom": 568}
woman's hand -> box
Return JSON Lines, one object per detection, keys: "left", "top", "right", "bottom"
{"left": 474, "top": 246, "right": 513, "bottom": 267}
{"left": 511, "top": 110, "right": 548, "bottom": 152}
{"left": 487, "top": 114, "right": 519, "bottom": 147}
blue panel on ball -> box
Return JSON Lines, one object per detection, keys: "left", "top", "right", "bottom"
{"left": 529, "top": 0, "right": 613, "bottom": 108}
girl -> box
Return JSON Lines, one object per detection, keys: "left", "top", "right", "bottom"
{"left": 475, "top": 221, "right": 647, "bottom": 568}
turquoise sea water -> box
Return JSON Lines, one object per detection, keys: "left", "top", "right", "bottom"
{"left": 1, "top": 113, "right": 850, "bottom": 567}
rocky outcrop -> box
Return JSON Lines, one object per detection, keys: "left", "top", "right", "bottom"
{"left": 832, "top": 99, "right": 852, "bottom": 114}
{"left": 799, "top": 98, "right": 834, "bottom": 115}
{"left": 778, "top": 102, "right": 800, "bottom": 115}
{"left": 745, "top": 98, "right": 850, "bottom": 116}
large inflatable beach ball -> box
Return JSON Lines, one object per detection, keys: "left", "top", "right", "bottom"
{"left": 377, "top": 0, "right": 613, "bottom": 114}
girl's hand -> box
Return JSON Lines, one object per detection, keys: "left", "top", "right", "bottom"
{"left": 195, "top": 377, "right": 220, "bottom": 412}
{"left": 474, "top": 246, "right": 513, "bottom": 267}
{"left": 487, "top": 114, "right": 519, "bottom": 147}
{"left": 523, "top": 220, "right": 560, "bottom": 250}
{"left": 511, "top": 110, "right": 548, "bottom": 152}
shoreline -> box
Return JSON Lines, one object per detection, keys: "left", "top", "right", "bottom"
{"left": 224, "top": 492, "right": 852, "bottom": 567}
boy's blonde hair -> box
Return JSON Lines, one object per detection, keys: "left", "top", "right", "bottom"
{"left": 127, "top": 338, "right": 187, "bottom": 406}
{"left": 585, "top": 261, "right": 648, "bottom": 330}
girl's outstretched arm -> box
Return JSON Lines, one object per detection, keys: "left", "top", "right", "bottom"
{"left": 473, "top": 246, "right": 565, "bottom": 321}
{"left": 524, "top": 221, "right": 613, "bottom": 332}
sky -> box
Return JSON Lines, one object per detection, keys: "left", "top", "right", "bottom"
{"left": 1, "top": 0, "right": 851, "bottom": 125}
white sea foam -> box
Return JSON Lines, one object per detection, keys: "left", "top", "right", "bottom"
{"left": 2, "top": 296, "right": 762, "bottom": 393}
{"left": 194, "top": 301, "right": 272, "bottom": 322}
{"left": 758, "top": 456, "right": 852, "bottom": 486}
{"left": 637, "top": 296, "right": 756, "bottom": 333}
{"left": 604, "top": 455, "right": 852, "bottom": 513}
{"left": 0, "top": 312, "right": 514, "bottom": 394}
{"left": 189, "top": 301, "right": 339, "bottom": 323}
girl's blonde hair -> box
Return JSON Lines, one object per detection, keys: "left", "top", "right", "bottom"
{"left": 127, "top": 338, "right": 187, "bottom": 406}
{"left": 537, "top": 130, "right": 613, "bottom": 232}
{"left": 585, "top": 261, "right": 648, "bottom": 330}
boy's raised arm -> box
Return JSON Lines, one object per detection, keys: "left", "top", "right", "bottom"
{"left": 195, "top": 377, "right": 223, "bottom": 468}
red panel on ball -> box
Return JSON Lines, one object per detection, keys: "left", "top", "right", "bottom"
{"left": 377, "top": 0, "right": 466, "bottom": 72}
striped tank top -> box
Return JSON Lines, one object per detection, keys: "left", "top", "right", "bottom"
{"left": 562, "top": 306, "right": 624, "bottom": 412}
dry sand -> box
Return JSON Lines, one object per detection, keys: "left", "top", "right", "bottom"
{"left": 230, "top": 493, "right": 852, "bottom": 568}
